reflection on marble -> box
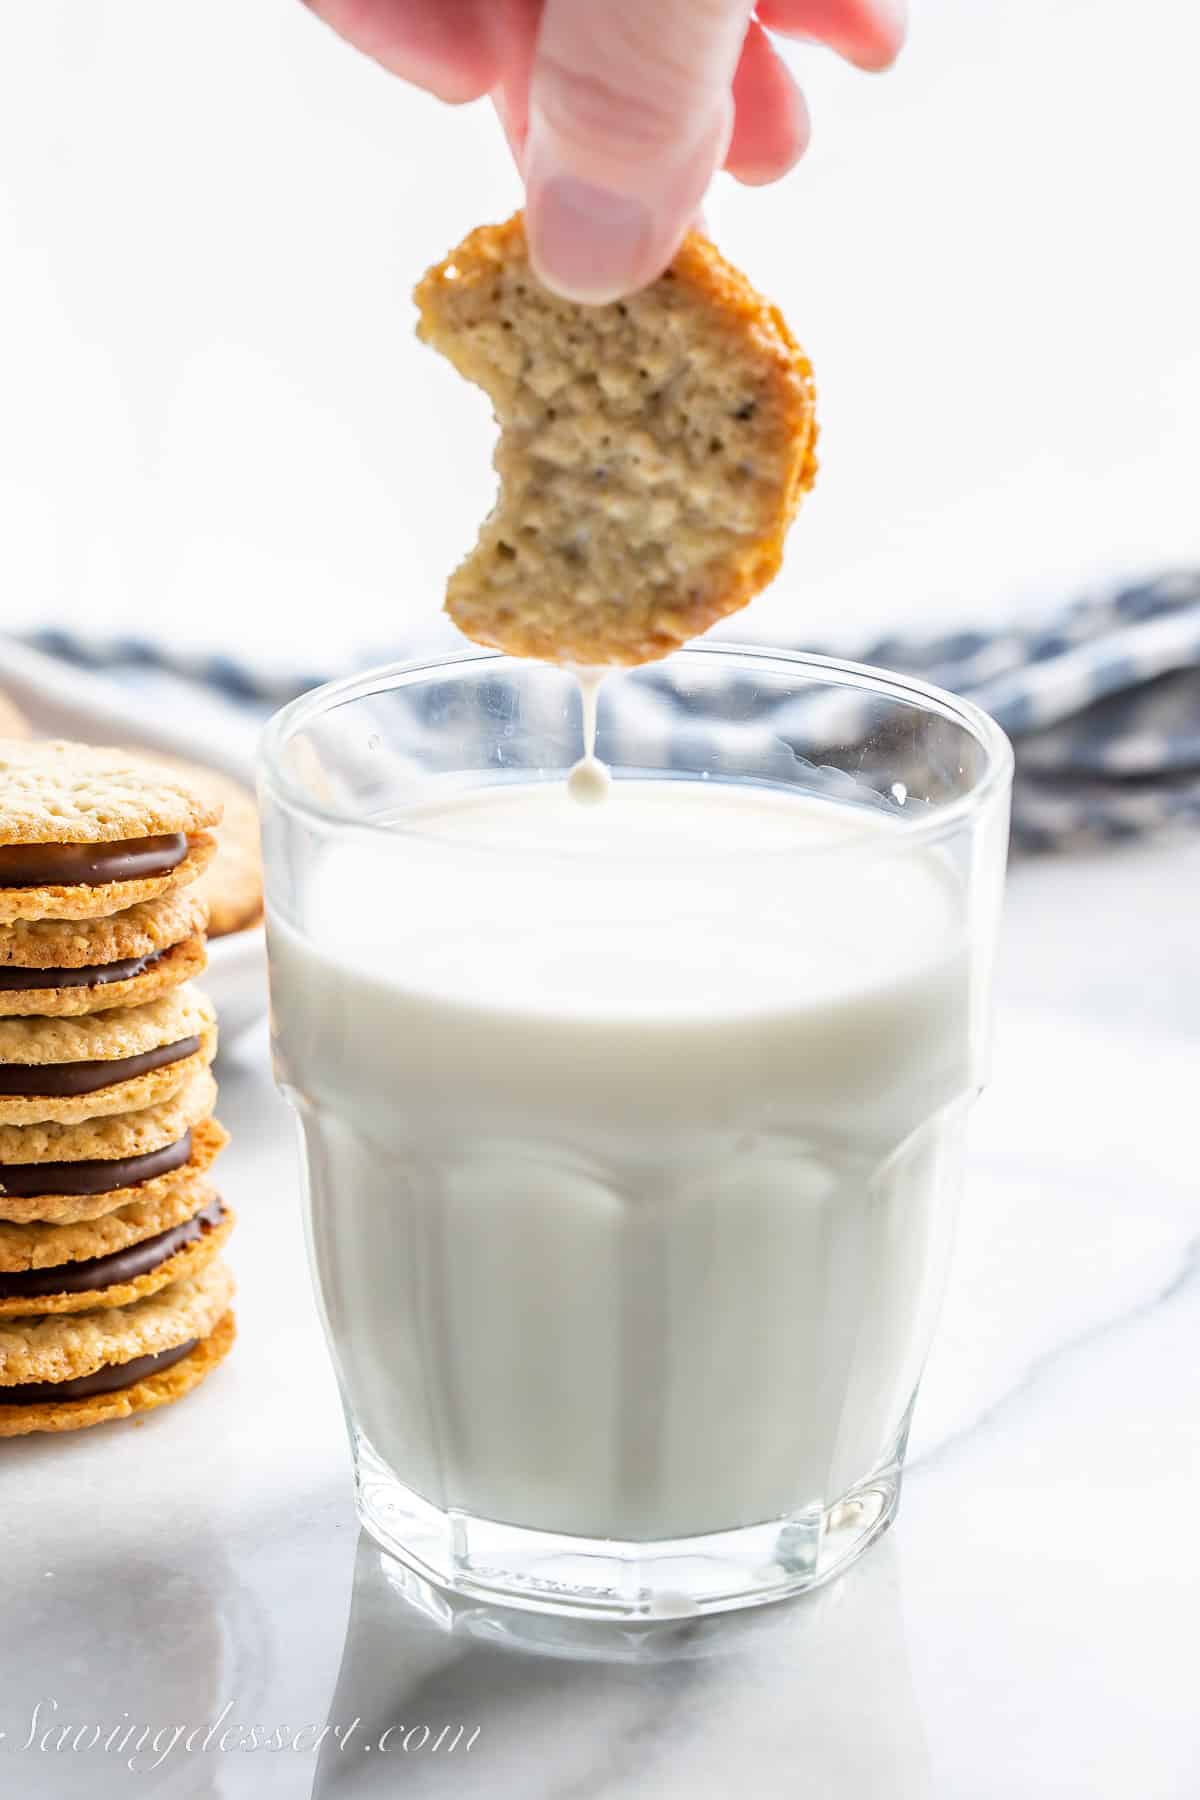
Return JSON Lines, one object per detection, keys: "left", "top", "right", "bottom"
{"left": 313, "top": 1530, "right": 933, "bottom": 1798}
{"left": 0, "top": 1530, "right": 251, "bottom": 1800}
{"left": 0, "top": 839, "right": 1196, "bottom": 1797}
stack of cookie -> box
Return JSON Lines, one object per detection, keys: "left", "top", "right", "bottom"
{"left": 0, "top": 741, "right": 235, "bottom": 1436}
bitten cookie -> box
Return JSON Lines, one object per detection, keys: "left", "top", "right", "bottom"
{"left": 0, "top": 1192, "right": 233, "bottom": 1315}
{"left": 0, "top": 1066, "right": 219, "bottom": 1223}
{"left": 414, "top": 214, "right": 818, "bottom": 667}
{"left": 0, "top": 740, "right": 220, "bottom": 925}
{"left": 0, "top": 1264, "right": 235, "bottom": 1435}
{"left": 0, "top": 985, "right": 217, "bottom": 1125}
{"left": 0, "top": 892, "right": 208, "bottom": 1017}
{"left": 0, "top": 1114, "right": 227, "bottom": 1226}
{"left": 120, "top": 753, "right": 263, "bottom": 938}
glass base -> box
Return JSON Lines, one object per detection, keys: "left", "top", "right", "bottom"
{"left": 352, "top": 1430, "right": 904, "bottom": 1620}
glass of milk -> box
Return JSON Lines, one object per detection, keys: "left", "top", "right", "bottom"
{"left": 260, "top": 646, "right": 1011, "bottom": 1619}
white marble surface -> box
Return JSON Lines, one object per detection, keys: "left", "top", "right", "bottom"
{"left": 1, "top": 2, "right": 1197, "bottom": 1790}
{"left": 0, "top": 830, "right": 1195, "bottom": 1799}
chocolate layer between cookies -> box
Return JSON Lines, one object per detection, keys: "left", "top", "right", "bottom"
{"left": 0, "top": 1337, "right": 198, "bottom": 1403}
{"left": 0, "top": 948, "right": 169, "bottom": 992}
{"left": 0, "top": 1035, "right": 200, "bottom": 1098}
{"left": 0, "top": 835, "right": 188, "bottom": 889}
{"left": 0, "top": 1129, "right": 195, "bottom": 1198}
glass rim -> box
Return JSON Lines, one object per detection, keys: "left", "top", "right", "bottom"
{"left": 257, "top": 642, "right": 1014, "bottom": 857}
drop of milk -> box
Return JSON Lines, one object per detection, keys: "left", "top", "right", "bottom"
{"left": 567, "top": 667, "right": 612, "bottom": 806}
{"left": 567, "top": 756, "right": 611, "bottom": 806}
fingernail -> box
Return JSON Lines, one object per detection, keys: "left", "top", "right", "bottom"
{"left": 525, "top": 165, "right": 653, "bottom": 305}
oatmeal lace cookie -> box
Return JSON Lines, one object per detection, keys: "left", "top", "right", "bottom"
{"left": 0, "top": 985, "right": 216, "bottom": 1125}
{"left": 414, "top": 214, "right": 818, "bottom": 667}
{"left": 0, "top": 740, "right": 220, "bottom": 924}
{"left": 0, "top": 892, "right": 207, "bottom": 1017}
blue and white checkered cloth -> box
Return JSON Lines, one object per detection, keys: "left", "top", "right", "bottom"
{"left": 20, "top": 570, "right": 1200, "bottom": 853}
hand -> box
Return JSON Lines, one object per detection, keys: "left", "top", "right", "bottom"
{"left": 303, "top": 1, "right": 906, "bottom": 301}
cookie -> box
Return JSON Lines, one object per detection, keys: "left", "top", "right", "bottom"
{"left": 0, "top": 893, "right": 208, "bottom": 1017}
{"left": 119, "top": 754, "right": 263, "bottom": 938}
{"left": 0, "top": 985, "right": 216, "bottom": 1126}
{"left": 0, "top": 740, "right": 220, "bottom": 925}
{"left": 0, "top": 1113, "right": 227, "bottom": 1225}
{"left": 0, "top": 694, "right": 29, "bottom": 738}
{"left": 0, "top": 1065, "right": 219, "bottom": 1223}
{"left": 414, "top": 214, "right": 818, "bottom": 667}
{"left": 0, "top": 1308, "right": 236, "bottom": 1435}
{"left": 0, "top": 1253, "right": 233, "bottom": 1379}
{"left": 0, "top": 1193, "right": 233, "bottom": 1315}
{"left": 0, "top": 1298, "right": 235, "bottom": 1435}
{"left": 0, "top": 1170, "right": 223, "bottom": 1270}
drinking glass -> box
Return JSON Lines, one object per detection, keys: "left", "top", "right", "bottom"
{"left": 260, "top": 646, "right": 1012, "bottom": 1619}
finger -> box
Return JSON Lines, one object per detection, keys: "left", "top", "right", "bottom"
{"left": 491, "top": 0, "right": 543, "bottom": 159}
{"left": 725, "top": 21, "right": 810, "bottom": 186}
{"left": 524, "top": 0, "right": 754, "bottom": 303}
{"left": 757, "top": 0, "right": 906, "bottom": 72}
{"left": 299, "top": 0, "right": 500, "bottom": 103}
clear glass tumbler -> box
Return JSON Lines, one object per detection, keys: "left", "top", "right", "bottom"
{"left": 260, "top": 646, "right": 1012, "bottom": 1620}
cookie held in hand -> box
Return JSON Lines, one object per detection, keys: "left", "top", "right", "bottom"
{"left": 415, "top": 214, "right": 818, "bottom": 667}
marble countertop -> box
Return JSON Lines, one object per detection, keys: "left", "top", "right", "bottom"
{"left": 1, "top": 832, "right": 1196, "bottom": 1800}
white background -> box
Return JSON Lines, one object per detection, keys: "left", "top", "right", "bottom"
{"left": 1, "top": 0, "right": 1198, "bottom": 669}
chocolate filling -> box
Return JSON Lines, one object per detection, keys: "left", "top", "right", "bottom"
{"left": 0, "top": 1129, "right": 193, "bottom": 1199}
{"left": 0, "top": 1337, "right": 198, "bottom": 1406}
{"left": 0, "top": 834, "right": 188, "bottom": 889}
{"left": 0, "top": 950, "right": 167, "bottom": 992}
{"left": 0, "top": 1035, "right": 201, "bottom": 1099}
{"left": 0, "top": 1197, "right": 223, "bottom": 1299}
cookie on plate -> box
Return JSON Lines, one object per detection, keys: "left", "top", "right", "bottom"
{"left": 0, "top": 1186, "right": 232, "bottom": 1316}
{"left": 414, "top": 213, "right": 818, "bottom": 667}
{"left": 0, "top": 1258, "right": 234, "bottom": 1434}
{"left": 0, "top": 740, "right": 220, "bottom": 925}
{"left": 0, "top": 892, "right": 207, "bottom": 1017}
{"left": 0, "top": 985, "right": 216, "bottom": 1126}
{"left": 0, "top": 1066, "right": 219, "bottom": 1223}
{"left": 120, "top": 754, "right": 263, "bottom": 938}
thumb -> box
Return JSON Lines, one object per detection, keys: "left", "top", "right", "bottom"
{"left": 524, "top": 0, "right": 752, "bottom": 303}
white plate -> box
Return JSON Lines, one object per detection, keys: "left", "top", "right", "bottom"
{"left": 206, "top": 924, "right": 269, "bottom": 1051}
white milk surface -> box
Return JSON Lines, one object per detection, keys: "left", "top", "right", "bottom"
{"left": 269, "top": 780, "right": 973, "bottom": 1541}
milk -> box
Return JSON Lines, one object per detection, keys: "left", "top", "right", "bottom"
{"left": 269, "top": 779, "right": 973, "bottom": 1543}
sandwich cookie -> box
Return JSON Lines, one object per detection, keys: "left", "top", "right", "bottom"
{"left": 0, "top": 1185, "right": 232, "bottom": 1315}
{"left": 0, "top": 893, "right": 207, "bottom": 1017}
{"left": 0, "top": 1259, "right": 234, "bottom": 1435}
{"left": 0, "top": 740, "right": 220, "bottom": 925}
{"left": 0, "top": 985, "right": 216, "bottom": 1126}
{"left": 0, "top": 1067, "right": 219, "bottom": 1223}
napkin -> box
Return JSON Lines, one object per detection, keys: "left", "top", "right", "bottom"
{"left": 14, "top": 570, "right": 1200, "bottom": 852}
